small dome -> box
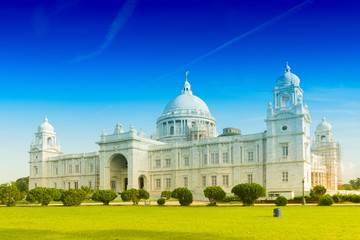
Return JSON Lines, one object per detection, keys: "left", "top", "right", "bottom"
{"left": 38, "top": 117, "right": 54, "bottom": 133}
{"left": 276, "top": 63, "right": 300, "bottom": 88}
{"left": 163, "top": 94, "right": 210, "bottom": 114}
{"left": 316, "top": 117, "right": 332, "bottom": 132}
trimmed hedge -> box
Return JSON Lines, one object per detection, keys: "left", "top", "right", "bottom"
{"left": 319, "top": 194, "right": 334, "bottom": 206}
{"left": 274, "top": 196, "right": 288, "bottom": 206}
{"left": 172, "top": 188, "right": 193, "bottom": 206}
{"left": 92, "top": 190, "right": 117, "bottom": 205}
{"left": 157, "top": 198, "right": 165, "bottom": 205}
{"left": 60, "top": 189, "right": 86, "bottom": 206}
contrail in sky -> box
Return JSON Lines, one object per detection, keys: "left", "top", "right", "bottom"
{"left": 145, "top": 0, "right": 314, "bottom": 85}
{"left": 68, "top": 0, "right": 138, "bottom": 63}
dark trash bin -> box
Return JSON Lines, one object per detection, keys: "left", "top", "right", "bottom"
{"left": 273, "top": 208, "right": 281, "bottom": 217}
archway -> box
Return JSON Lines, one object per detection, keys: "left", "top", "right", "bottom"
{"left": 138, "top": 175, "right": 147, "bottom": 190}
{"left": 110, "top": 154, "right": 128, "bottom": 192}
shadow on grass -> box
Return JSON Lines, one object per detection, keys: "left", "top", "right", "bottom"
{"left": 0, "top": 228, "right": 228, "bottom": 240}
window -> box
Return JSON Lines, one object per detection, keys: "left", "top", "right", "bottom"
{"left": 89, "top": 181, "right": 92, "bottom": 187}
{"left": 68, "top": 182, "right": 71, "bottom": 189}
{"left": 321, "top": 135, "right": 326, "bottom": 143}
{"left": 184, "top": 157, "right": 190, "bottom": 166}
{"left": 54, "top": 183, "right": 57, "bottom": 189}
{"left": 203, "top": 154, "right": 208, "bottom": 165}
{"left": 170, "top": 126, "right": 174, "bottom": 135}
{"left": 211, "top": 153, "right": 219, "bottom": 164}
{"left": 223, "top": 175, "right": 229, "bottom": 187}
{"left": 165, "top": 178, "right": 171, "bottom": 189}
{"left": 90, "top": 164, "right": 94, "bottom": 173}
{"left": 155, "top": 159, "right": 161, "bottom": 168}
{"left": 223, "top": 152, "right": 229, "bottom": 163}
{"left": 165, "top": 159, "right": 171, "bottom": 167}
{"left": 111, "top": 181, "right": 116, "bottom": 191}
{"left": 155, "top": 179, "right": 161, "bottom": 189}
{"left": 34, "top": 183, "right": 37, "bottom": 188}
{"left": 202, "top": 176, "right": 206, "bottom": 187}
{"left": 68, "top": 164, "right": 72, "bottom": 174}
{"left": 74, "top": 182, "right": 79, "bottom": 189}
{"left": 282, "top": 172, "right": 288, "bottom": 182}
{"left": 211, "top": 176, "right": 217, "bottom": 186}
{"left": 184, "top": 177, "right": 188, "bottom": 188}
{"left": 34, "top": 167, "right": 38, "bottom": 175}
{"left": 248, "top": 152, "right": 254, "bottom": 162}
{"left": 282, "top": 146, "right": 288, "bottom": 156}
{"left": 55, "top": 167, "right": 59, "bottom": 175}
{"left": 247, "top": 174, "right": 253, "bottom": 183}
{"left": 75, "top": 165, "right": 80, "bottom": 173}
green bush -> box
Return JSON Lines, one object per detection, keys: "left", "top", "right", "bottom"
{"left": 121, "top": 189, "right": 150, "bottom": 205}
{"left": 350, "top": 194, "right": 360, "bottom": 203}
{"left": 331, "top": 194, "right": 342, "bottom": 203}
{"left": 26, "top": 187, "right": 55, "bottom": 206}
{"left": 319, "top": 194, "right": 334, "bottom": 206}
{"left": 171, "top": 188, "right": 193, "bottom": 206}
{"left": 275, "top": 196, "right": 288, "bottom": 206}
{"left": 161, "top": 190, "right": 172, "bottom": 200}
{"left": 157, "top": 198, "right": 165, "bottom": 205}
{"left": 81, "top": 186, "right": 95, "bottom": 200}
{"left": 60, "top": 189, "right": 86, "bottom": 206}
{"left": 221, "top": 195, "right": 241, "bottom": 202}
{"left": 47, "top": 188, "right": 64, "bottom": 201}
{"left": 0, "top": 184, "right": 21, "bottom": 207}
{"left": 203, "top": 186, "right": 226, "bottom": 206}
{"left": 231, "top": 183, "right": 266, "bottom": 206}
{"left": 310, "top": 185, "right": 327, "bottom": 200}
{"left": 92, "top": 190, "right": 117, "bottom": 205}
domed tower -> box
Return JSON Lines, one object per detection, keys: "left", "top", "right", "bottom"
{"left": 29, "top": 117, "right": 62, "bottom": 189}
{"left": 155, "top": 72, "right": 216, "bottom": 142}
{"left": 311, "top": 117, "right": 341, "bottom": 190}
{"left": 265, "top": 63, "right": 312, "bottom": 195}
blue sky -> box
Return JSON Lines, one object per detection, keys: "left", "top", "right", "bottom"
{"left": 0, "top": 0, "right": 359, "bottom": 183}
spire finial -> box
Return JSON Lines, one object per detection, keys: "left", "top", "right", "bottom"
{"left": 322, "top": 117, "right": 326, "bottom": 122}
{"left": 44, "top": 116, "right": 48, "bottom": 122}
{"left": 285, "top": 62, "right": 290, "bottom": 72}
{"left": 185, "top": 71, "right": 189, "bottom": 82}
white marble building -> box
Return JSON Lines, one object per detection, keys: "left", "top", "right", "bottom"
{"left": 29, "top": 64, "right": 342, "bottom": 199}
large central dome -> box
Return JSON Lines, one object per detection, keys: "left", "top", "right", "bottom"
{"left": 163, "top": 92, "right": 210, "bottom": 114}
{"left": 155, "top": 73, "right": 217, "bottom": 142}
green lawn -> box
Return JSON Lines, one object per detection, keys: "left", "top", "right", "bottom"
{"left": 0, "top": 205, "right": 359, "bottom": 239}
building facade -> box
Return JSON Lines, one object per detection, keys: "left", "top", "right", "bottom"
{"left": 29, "top": 64, "right": 342, "bottom": 199}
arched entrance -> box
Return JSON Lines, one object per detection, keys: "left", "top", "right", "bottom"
{"left": 138, "top": 175, "right": 147, "bottom": 190}
{"left": 110, "top": 154, "right": 128, "bottom": 192}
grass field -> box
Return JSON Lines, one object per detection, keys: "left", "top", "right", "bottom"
{"left": 0, "top": 205, "right": 359, "bottom": 239}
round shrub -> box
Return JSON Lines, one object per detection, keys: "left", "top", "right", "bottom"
{"left": 121, "top": 189, "right": 150, "bottom": 205}
{"left": 203, "top": 186, "right": 226, "bottom": 206}
{"left": 161, "top": 190, "right": 172, "bottom": 200}
{"left": 319, "top": 194, "right": 334, "bottom": 206}
{"left": 310, "top": 185, "right": 327, "bottom": 200}
{"left": 274, "top": 196, "right": 288, "bottom": 206}
{"left": 157, "top": 198, "right": 165, "bottom": 206}
{"left": 92, "top": 190, "right": 117, "bottom": 205}
{"left": 350, "top": 194, "right": 360, "bottom": 203}
{"left": 331, "top": 194, "right": 342, "bottom": 203}
{"left": 172, "top": 188, "right": 193, "bottom": 206}
{"left": 231, "top": 183, "right": 266, "bottom": 206}
{"left": 60, "top": 189, "right": 86, "bottom": 206}
{"left": 0, "top": 184, "right": 21, "bottom": 207}
{"left": 138, "top": 189, "right": 150, "bottom": 201}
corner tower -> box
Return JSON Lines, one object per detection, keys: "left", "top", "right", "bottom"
{"left": 265, "top": 63, "right": 312, "bottom": 196}
{"left": 29, "top": 117, "right": 62, "bottom": 189}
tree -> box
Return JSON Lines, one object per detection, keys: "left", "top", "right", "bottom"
{"left": 120, "top": 189, "right": 150, "bottom": 205}
{"left": 171, "top": 188, "right": 193, "bottom": 206}
{"left": 310, "top": 185, "right": 327, "bottom": 200}
{"left": 60, "top": 189, "right": 86, "bottom": 206}
{"left": 0, "top": 184, "right": 21, "bottom": 207}
{"left": 15, "top": 177, "right": 29, "bottom": 192}
{"left": 161, "top": 190, "right": 172, "bottom": 200}
{"left": 92, "top": 190, "right": 117, "bottom": 205}
{"left": 231, "top": 183, "right": 266, "bottom": 206}
{"left": 203, "top": 186, "right": 226, "bottom": 206}
{"left": 349, "top": 178, "right": 360, "bottom": 190}
{"left": 342, "top": 184, "right": 353, "bottom": 190}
